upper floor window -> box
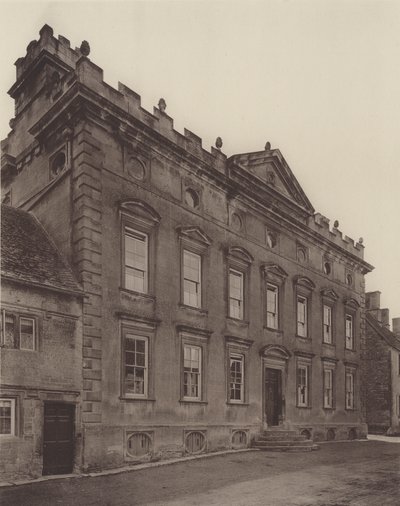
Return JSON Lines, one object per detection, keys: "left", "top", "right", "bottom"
{"left": 297, "top": 296, "right": 308, "bottom": 337}
{"left": 323, "top": 305, "right": 332, "bottom": 344}
{"left": 120, "top": 200, "right": 161, "bottom": 296}
{"left": 0, "top": 398, "right": 15, "bottom": 436}
{"left": 185, "top": 188, "right": 200, "bottom": 209}
{"left": 345, "top": 314, "right": 354, "bottom": 350}
{"left": 0, "top": 310, "right": 36, "bottom": 351}
{"left": 183, "top": 250, "right": 202, "bottom": 308}
{"left": 124, "top": 228, "right": 148, "bottom": 293}
{"left": 229, "top": 269, "right": 244, "bottom": 319}
{"left": 266, "top": 284, "right": 279, "bottom": 329}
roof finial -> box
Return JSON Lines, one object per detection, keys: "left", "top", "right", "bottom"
{"left": 333, "top": 220, "right": 339, "bottom": 228}
{"left": 215, "top": 137, "right": 223, "bottom": 149}
{"left": 265, "top": 141, "right": 271, "bottom": 151}
{"left": 80, "top": 40, "right": 90, "bottom": 57}
{"left": 158, "top": 98, "right": 167, "bottom": 113}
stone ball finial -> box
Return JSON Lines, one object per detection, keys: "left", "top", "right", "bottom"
{"left": 359, "top": 237, "right": 364, "bottom": 244}
{"left": 215, "top": 137, "right": 223, "bottom": 149}
{"left": 265, "top": 141, "right": 271, "bottom": 151}
{"left": 80, "top": 40, "right": 90, "bottom": 57}
{"left": 333, "top": 220, "right": 339, "bottom": 228}
{"left": 158, "top": 98, "right": 167, "bottom": 113}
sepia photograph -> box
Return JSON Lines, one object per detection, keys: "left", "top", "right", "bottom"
{"left": 0, "top": 1, "right": 399, "bottom": 504}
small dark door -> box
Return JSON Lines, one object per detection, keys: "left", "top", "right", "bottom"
{"left": 43, "top": 403, "right": 74, "bottom": 475}
{"left": 265, "top": 368, "right": 282, "bottom": 426}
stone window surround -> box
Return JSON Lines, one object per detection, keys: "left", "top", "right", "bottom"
{"left": 344, "top": 365, "right": 357, "bottom": 411}
{"left": 0, "top": 397, "right": 16, "bottom": 437}
{"left": 120, "top": 201, "right": 161, "bottom": 297}
{"left": 0, "top": 308, "right": 39, "bottom": 351}
{"left": 295, "top": 351, "right": 314, "bottom": 408}
{"left": 294, "top": 276, "right": 315, "bottom": 340}
{"left": 321, "top": 357, "right": 338, "bottom": 410}
{"left": 343, "top": 298, "right": 360, "bottom": 352}
{"left": 120, "top": 319, "right": 157, "bottom": 401}
{"left": 262, "top": 264, "right": 288, "bottom": 332}
{"left": 178, "top": 325, "right": 212, "bottom": 404}
{"left": 321, "top": 288, "right": 339, "bottom": 346}
{"left": 225, "top": 335, "right": 253, "bottom": 405}
{"left": 226, "top": 246, "right": 253, "bottom": 322}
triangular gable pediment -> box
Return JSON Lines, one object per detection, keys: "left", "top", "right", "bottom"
{"left": 178, "top": 226, "right": 211, "bottom": 246}
{"left": 228, "top": 149, "right": 314, "bottom": 214}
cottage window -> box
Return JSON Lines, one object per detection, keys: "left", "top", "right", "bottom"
{"left": 266, "top": 284, "right": 279, "bottom": 329}
{"left": 229, "top": 354, "right": 244, "bottom": 402}
{"left": 124, "top": 228, "right": 148, "bottom": 293}
{"left": 323, "top": 305, "right": 332, "bottom": 344}
{"left": 0, "top": 398, "right": 15, "bottom": 436}
{"left": 123, "top": 334, "right": 148, "bottom": 398}
{"left": 0, "top": 310, "right": 36, "bottom": 350}
{"left": 297, "top": 296, "right": 308, "bottom": 337}
{"left": 229, "top": 269, "right": 244, "bottom": 319}
{"left": 183, "top": 250, "right": 202, "bottom": 308}
{"left": 183, "top": 344, "right": 202, "bottom": 400}
{"left": 345, "top": 314, "right": 354, "bottom": 350}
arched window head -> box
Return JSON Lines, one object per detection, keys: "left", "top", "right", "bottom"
{"left": 185, "top": 188, "right": 200, "bottom": 209}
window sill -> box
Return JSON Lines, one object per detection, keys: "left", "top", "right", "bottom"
{"left": 179, "top": 304, "right": 208, "bottom": 315}
{"left": 120, "top": 288, "right": 155, "bottom": 301}
{"left": 179, "top": 399, "right": 208, "bottom": 405}
{"left": 226, "top": 402, "right": 249, "bottom": 406}
{"left": 345, "top": 408, "right": 357, "bottom": 412}
{"left": 322, "top": 342, "right": 335, "bottom": 347}
{"left": 263, "top": 326, "right": 283, "bottom": 334}
{"left": 323, "top": 407, "right": 336, "bottom": 411}
{"left": 296, "top": 405, "right": 312, "bottom": 409}
{"left": 119, "top": 396, "right": 156, "bottom": 402}
{"left": 296, "top": 335, "right": 312, "bottom": 341}
{"left": 227, "top": 317, "right": 249, "bottom": 325}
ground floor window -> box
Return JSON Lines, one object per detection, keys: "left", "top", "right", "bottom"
{"left": 345, "top": 371, "right": 355, "bottom": 409}
{"left": 183, "top": 345, "right": 202, "bottom": 400}
{"left": 229, "top": 354, "right": 244, "bottom": 402}
{"left": 297, "top": 365, "right": 309, "bottom": 407}
{"left": 0, "top": 398, "right": 15, "bottom": 436}
{"left": 123, "top": 334, "right": 149, "bottom": 398}
{"left": 323, "top": 369, "right": 334, "bottom": 408}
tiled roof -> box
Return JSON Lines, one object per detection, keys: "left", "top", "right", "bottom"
{"left": 1, "top": 204, "right": 82, "bottom": 294}
{"left": 366, "top": 312, "right": 400, "bottom": 352}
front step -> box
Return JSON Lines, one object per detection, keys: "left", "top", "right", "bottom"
{"left": 252, "top": 429, "right": 320, "bottom": 452}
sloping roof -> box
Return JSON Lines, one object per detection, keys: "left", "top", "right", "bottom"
{"left": 1, "top": 204, "right": 82, "bottom": 295}
{"left": 366, "top": 312, "right": 400, "bottom": 352}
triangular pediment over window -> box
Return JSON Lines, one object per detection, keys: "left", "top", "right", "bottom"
{"left": 261, "top": 263, "right": 288, "bottom": 279}
{"left": 320, "top": 288, "right": 339, "bottom": 301}
{"left": 228, "top": 149, "right": 314, "bottom": 216}
{"left": 177, "top": 226, "right": 211, "bottom": 246}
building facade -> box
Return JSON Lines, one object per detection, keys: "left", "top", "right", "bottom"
{"left": 1, "top": 26, "right": 373, "bottom": 475}
{"left": 365, "top": 291, "right": 400, "bottom": 435}
{"left": 0, "top": 204, "right": 83, "bottom": 479}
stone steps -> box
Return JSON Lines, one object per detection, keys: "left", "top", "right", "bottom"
{"left": 252, "top": 429, "right": 319, "bottom": 452}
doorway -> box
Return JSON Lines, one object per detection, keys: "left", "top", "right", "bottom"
{"left": 265, "top": 368, "right": 282, "bottom": 426}
{"left": 43, "top": 402, "right": 74, "bottom": 475}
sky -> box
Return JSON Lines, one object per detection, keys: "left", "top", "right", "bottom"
{"left": 0, "top": 0, "right": 399, "bottom": 324}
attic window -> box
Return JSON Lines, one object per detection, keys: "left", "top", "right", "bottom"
{"left": 346, "top": 273, "right": 353, "bottom": 286}
{"left": 266, "top": 229, "right": 278, "bottom": 249}
{"left": 323, "top": 262, "right": 331, "bottom": 275}
{"left": 51, "top": 151, "right": 66, "bottom": 177}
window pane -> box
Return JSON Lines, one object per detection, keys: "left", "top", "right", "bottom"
{"left": 183, "top": 345, "right": 201, "bottom": 398}
{"left": 19, "top": 318, "right": 35, "bottom": 350}
{"left": 2, "top": 313, "right": 15, "bottom": 348}
{"left": 0, "top": 400, "right": 12, "bottom": 435}
{"left": 230, "top": 356, "right": 244, "bottom": 401}
{"left": 124, "top": 337, "right": 147, "bottom": 396}
{"left": 125, "top": 230, "right": 148, "bottom": 293}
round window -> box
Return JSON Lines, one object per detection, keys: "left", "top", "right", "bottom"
{"left": 185, "top": 431, "right": 206, "bottom": 454}
{"left": 126, "top": 432, "right": 152, "bottom": 457}
{"left": 127, "top": 157, "right": 145, "bottom": 180}
{"left": 301, "top": 429, "right": 312, "bottom": 440}
{"left": 297, "top": 248, "right": 307, "bottom": 263}
{"left": 185, "top": 188, "right": 199, "bottom": 209}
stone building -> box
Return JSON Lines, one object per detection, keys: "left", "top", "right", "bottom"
{"left": 365, "top": 291, "right": 400, "bottom": 435}
{"left": 1, "top": 25, "right": 373, "bottom": 474}
{"left": 0, "top": 204, "right": 83, "bottom": 479}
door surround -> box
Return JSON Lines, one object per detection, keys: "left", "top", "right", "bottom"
{"left": 260, "top": 345, "right": 290, "bottom": 429}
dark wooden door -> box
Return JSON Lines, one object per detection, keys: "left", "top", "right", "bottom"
{"left": 265, "top": 368, "right": 282, "bottom": 426}
{"left": 43, "top": 403, "right": 74, "bottom": 475}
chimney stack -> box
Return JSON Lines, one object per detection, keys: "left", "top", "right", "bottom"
{"left": 393, "top": 318, "right": 400, "bottom": 339}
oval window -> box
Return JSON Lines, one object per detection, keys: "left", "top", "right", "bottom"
{"left": 126, "top": 432, "right": 152, "bottom": 457}
{"left": 185, "top": 188, "right": 199, "bottom": 209}
{"left": 127, "top": 157, "right": 145, "bottom": 180}
{"left": 185, "top": 431, "right": 206, "bottom": 454}
{"left": 231, "top": 213, "right": 242, "bottom": 231}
